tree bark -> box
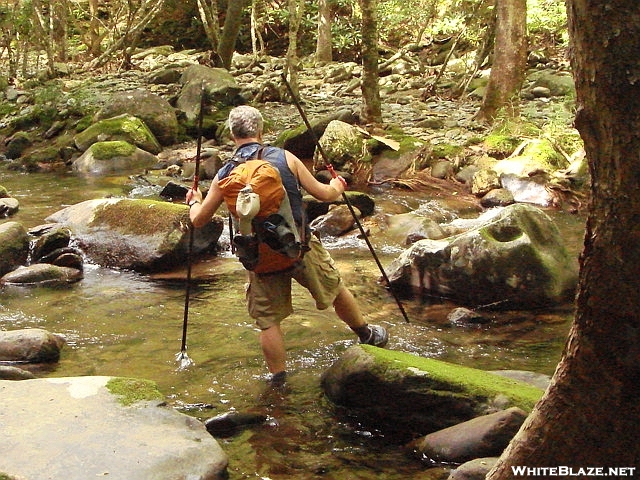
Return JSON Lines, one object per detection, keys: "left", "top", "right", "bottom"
{"left": 360, "top": 0, "right": 382, "bottom": 124}
{"left": 196, "top": 0, "right": 220, "bottom": 53}
{"left": 316, "top": 0, "right": 332, "bottom": 63}
{"left": 487, "top": 1, "right": 640, "bottom": 475}
{"left": 284, "top": 0, "right": 304, "bottom": 98}
{"left": 476, "top": 0, "right": 527, "bottom": 123}
{"left": 218, "top": 0, "right": 248, "bottom": 70}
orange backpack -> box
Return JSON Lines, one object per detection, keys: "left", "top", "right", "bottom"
{"left": 218, "top": 150, "right": 304, "bottom": 274}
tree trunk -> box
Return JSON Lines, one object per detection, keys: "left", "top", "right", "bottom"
{"left": 88, "top": 0, "right": 167, "bottom": 70}
{"left": 487, "top": 0, "right": 640, "bottom": 475}
{"left": 284, "top": 0, "right": 304, "bottom": 98}
{"left": 30, "top": 0, "right": 55, "bottom": 76}
{"left": 360, "top": 0, "right": 382, "bottom": 124}
{"left": 218, "top": 0, "right": 248, "bottom": 70}
{"left": 87, "top": 0, "right": 102, "bottom": 57}
{"left": 316, "top": 0, "right": 332, "bottom": 63}
{"left": 196, "top": 0, "right": 220, "bottom": 53}
{"left": 251, "top": 0, "right": 266, "bottom": 57}
{"left": 476, "top": 0, "right": 527, "bottom": 123}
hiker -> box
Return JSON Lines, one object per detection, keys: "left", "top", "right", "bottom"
{"left": 187, "top": 105, "right": 389, "bottom": 385}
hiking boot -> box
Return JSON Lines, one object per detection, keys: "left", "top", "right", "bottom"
{"left": 267, "top": 370, "right": 287, "bottom": 387}
{"left": 359, "top": 324, "right": 389, "bottom": 348}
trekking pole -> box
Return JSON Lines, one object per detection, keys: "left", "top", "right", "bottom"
{"left": 176, "top": 83, "right": 207, "bottom": 369}
{"left": 281, "top": 73, "right": 410, "bottom": 323}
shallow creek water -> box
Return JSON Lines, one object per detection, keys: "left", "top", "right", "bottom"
{"left": 0, "top": 170, "right": 586, "bottom": 479}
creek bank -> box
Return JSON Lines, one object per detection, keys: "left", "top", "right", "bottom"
{"left": 0, "top": 376, "right": 228, "bottom": 480}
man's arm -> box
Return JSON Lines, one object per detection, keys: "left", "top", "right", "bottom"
{"left": 285, "top": 151, "right": 345, "bottom": 202}
{"left": 187, "top": 179, "right": 224, "bottom": 228}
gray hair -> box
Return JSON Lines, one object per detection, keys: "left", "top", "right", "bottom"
{"left": 228, "top": 105, "right": 263, "bottom": 139}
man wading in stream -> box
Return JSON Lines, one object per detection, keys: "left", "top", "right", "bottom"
{"left": 187, "top": 105, "right": 389, "bottom": 386}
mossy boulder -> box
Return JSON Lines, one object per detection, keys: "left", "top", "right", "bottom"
{"left": 0, "top": 222, "right": 29, "bottom": 277}
{"left": 322, "top": 345, "right": 543, "bottom": 439}
{"left": 274, "top": 108, "right": 358, "bottom": 159}
{"left": 45, "top": 198, "right": 224, "bottom": 272}
{"left": 483, "top": 133, "right": 520, "bottom": 158}
{"left": 494, "top": 138, "right": 567, "bottom": 177}
{"left": 94, "top": 89, "right": 179, "bottom": 146}
{"left": 72, "top": 140, "right": 158, "bottom": 175}
{"left": 74, "top": 114, "right": 162, "bottom": 154}
{"left": 5, "top": 131, "right": 32, "bottom": 159}
{"left": 313, "top": 120, "right": 371, "bottom": 174}
{"left": 176, "top": 64, "right": 241, "bottom": 122}
{"left": 528, "top": 70, "right": 576, "bottom": 97}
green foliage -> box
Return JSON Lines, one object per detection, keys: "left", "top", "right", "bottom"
{"left": 528, "top": 0, "right": 568, "bottom": 45}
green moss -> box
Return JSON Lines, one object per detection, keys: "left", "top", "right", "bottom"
{"left": 521, "top": 139, "right": 565, "bottom": 169}
{"left": 75, "top": 115, "right": 94, "bottom": 132}
{"left": 90, "top": 199, "right": 187, "bottom": 235}
{"left": 89, "top": 140, "right": 137, "bottom": 160}
{"left": 108, "top": 116, "right": 150, "bottom": 142}
{"left": 361, "top": 345, "right": 543, "bottom": 410}
{"left": 106, "top": 377, "right": 164, "bottom": 406}
{"left": 76, "top": 114, "right": 160, "bottom": 153}
{"left": 484, "top": 133, "right": 520, "bottom": 157}
{"left": 23, "top": 146, "right": 62, "bottom": 164}
{"left": 0, "top": 185, "right": 8, "bottom": 198}
{"left": 432, "top": 143, "right": 463, "bottom": 159}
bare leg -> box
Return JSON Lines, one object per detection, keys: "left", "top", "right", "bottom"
{"left": 259, "top": 324, "right": 287, "bottom": 374}
{"left": 333, "top": 285, "right": 389, "bottom": 346}
{"left": 333, "top": 285, "right": 366, "bottom": 330}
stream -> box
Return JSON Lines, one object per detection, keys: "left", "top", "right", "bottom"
{"left": 0, "top": 169, "right": 586, "bottom": 479}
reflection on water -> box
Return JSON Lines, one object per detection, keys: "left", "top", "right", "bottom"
{"left": 0, "top": 171, "right": 582, "bottom": 478}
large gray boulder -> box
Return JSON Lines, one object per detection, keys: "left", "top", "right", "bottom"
{"left": 176, "top": 65, "right": 241, "bottom": 121}
{"left": 0, "top": 221, "right": 29, "bottom": 276}
{"left": 0, "top": 376, "right": 228, "bottom": 480}
{"left": 45, "top": 198, "right": 223, "bottom": 272}
{"left": 94, "top": 89, "right": 179, "bottom": 146}
{"left": 387, "top": 203, "right": 578, "bottom": 307}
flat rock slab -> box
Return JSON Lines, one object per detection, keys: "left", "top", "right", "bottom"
{"left": 0, "top": 376, "right": 228, "bottom": 480}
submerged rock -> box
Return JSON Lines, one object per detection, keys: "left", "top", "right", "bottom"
{"left": 408, "top": 406, "right": 527, "bottom": 463}
{"left": 0, "top": 328, "right": 66, "bottom": 363}
{"left": 204, "top": 411, "right": 268, "bottom": 437}
{"left": 0, "top": 263, "right": 83, "bottom": 286}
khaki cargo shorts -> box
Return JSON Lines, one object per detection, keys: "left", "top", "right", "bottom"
{"left": 246, "top": 234, "right": 343, "bottom": 329}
